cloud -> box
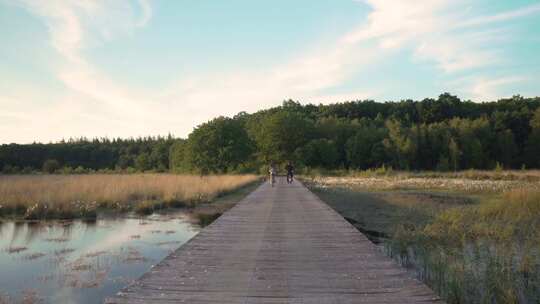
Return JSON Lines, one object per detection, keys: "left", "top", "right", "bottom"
{"left": 157, "top": 0, "right": 535, "bottom": 112}
{"left": 308, "top": 90, "right": 377, "bottom": 104}
{"left": 344, "top": 0, "right": 453, "bottom": 46}
{"left": 18, "top": 0, "right": 152, "bottom": 109}
{"left": 4, "top": 0, "right": 539, "bottom": 143}
{"left": 344, "top": 0, "right": 540, "bottom": 74}
{"left": 343, "top": 0, "right": 540, "bottom": 98}
{"left": 413, "top": 30, "right": 502, "bottom": 72}
{"left": 160, "top": 41, "right": 379, "bottom": 120}
{"left": 13, "top": 0, "right": 377, "bottom": 143}
{"left": 445, "top": 75, "right": 528, "bottom": 101}
{"left": 136, "top": 0, "right": 153, "bottom": 27}
{"left": 469, "top": 76, "right": 527, "bottom": 101}
{"left": 459, "top": 3, "right": 540, "bottom": 28}
{"left": 344, "top": 0, "right": 481, "bottom": 72}
{"left": 0, "top": 0, "right": 164, "bottom": 143}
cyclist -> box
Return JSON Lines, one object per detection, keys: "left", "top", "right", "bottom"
{"left": 269, "top": 162, "right": 277, "bottom": 187}
{"left": 286, "top": 161, "right": 294, "bottom": 184}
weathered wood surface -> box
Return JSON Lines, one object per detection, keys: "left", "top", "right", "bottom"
{"left": 107, "top": 177, "right": 443, "bottom": 303}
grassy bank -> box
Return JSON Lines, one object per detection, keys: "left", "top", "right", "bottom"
{"left": 305, "top": 174, "right": 540, "bottom": 304}
{"left": 0, "top": 174, "right": 259, "bottom": 220}
{"left": 188, "top": 180, "right": 262, "bottom": 227}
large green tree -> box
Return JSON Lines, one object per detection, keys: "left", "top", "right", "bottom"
{"left": 383, "top": 119, "right": 417, "bottom": 169}
{"left": 246, "top": 110, "right": 314, "bottom": 163}
{"left": 345, "top": 125, "right": 387, "bottom": 169}
{"left": 296, "top": 139, "right": 339, "bottom": 169}
{"left": 183, "top": 117, "right": 253, "bottom": 173}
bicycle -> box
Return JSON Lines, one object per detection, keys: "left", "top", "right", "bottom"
{"left": 286, "top": 172, "right": 294, "bottom": 184}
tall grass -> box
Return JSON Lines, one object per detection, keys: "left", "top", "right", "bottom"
{"left": 303, "top": 168, "right": 540, "bottom": 182}
{"left": 305, "top": 173, "right": 540, "bottom": 193}
{"left": 307, "top": 176, "right": 540, "bottom": 304}
{"left": 0, "top": 174, "right": 259, "bottom": 219}
{"left": 388, "top": 188, "right": 540, "bottom": 304}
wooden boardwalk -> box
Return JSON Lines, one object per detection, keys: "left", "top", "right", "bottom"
{"left": 107, "top": 177, "right": 443, "bottom": 303}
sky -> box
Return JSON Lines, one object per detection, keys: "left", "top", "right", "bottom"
{"left": 1, "top": 0, "right": 540, "bottom": 144}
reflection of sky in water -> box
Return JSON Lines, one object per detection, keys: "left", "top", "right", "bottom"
{"left": 0, "top": 213, "right": 199, "bottom": 303}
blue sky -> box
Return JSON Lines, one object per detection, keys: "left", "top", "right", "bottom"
{"left": 1, "top": 0, "right": 540, "bottom": 143}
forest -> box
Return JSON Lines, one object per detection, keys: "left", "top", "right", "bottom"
{"left": 2, "top": 93, "right": 540, "bottom": 174}
{"left": 0, "top": 136, "right": 176, "bottom": 173}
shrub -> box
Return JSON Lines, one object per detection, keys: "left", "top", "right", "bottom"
{"left": 165, "top": 199, "right": 187, "bottom": 208}
{"left": 134, "top": 200, "right": 161, "bottom": 215}
{"left": 436, "top": 157, "right": 450, "bottom": 172}
{"left": 194, "top": 211, "right": 222, "bottom": 227}
{"left": 1, "top": 164, "right": 13, "bottom": 174}
{"left": 60, "top": 166, "right": 74, "bottom": 174}
{"left": 24, "top": 202, "right": 51, "bottom": 220}
{"left": 21, "top": 167, "right": 34, "bottom": 174}
{"left": 42, "top": 159, "right": 60, "bottom": 174}
{"left": 2, "top": 165, "right": 20, "bottom": 174}
{"left": 373, "top": 164, "right": 392, "bottom": 175}
{"left": 74, "top": 166, "right": 87, "bottom": 174}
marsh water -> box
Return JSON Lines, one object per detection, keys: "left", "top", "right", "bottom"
{"left": 0, "top": 212, "right": 199, "bottom": 303}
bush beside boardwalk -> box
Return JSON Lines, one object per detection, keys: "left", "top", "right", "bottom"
{"left": 305, "top": 172, "right": 540, "bottom": 304}
{"left": 0, "top": 174, "right": 259, "bottom": 220}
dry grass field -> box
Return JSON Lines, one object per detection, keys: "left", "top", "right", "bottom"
{"left": 306, "top": 170, "right": 540, "bottom": 193}
{"left": 0, "top": 174, "right": 259, "bottom": 219}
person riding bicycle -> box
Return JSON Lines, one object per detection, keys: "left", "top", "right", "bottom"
{"left": 285, "top": 161, "right": 294, "bottom": 184}
{"left": 269, "top": 162, "right": 277, "bottom": 187}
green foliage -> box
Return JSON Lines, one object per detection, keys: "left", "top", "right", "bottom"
{"left": 345, "top": 123, "right": 386, "bottom": 169}
{"left": 448, "top": 138, "right": 460, "bottom": 171}
{"left": 2, "top": 164, "right": 19, "bottom": 174}
{"left": 524, "top": 108, "right": 540, "bottom": 168}
{"left": 247, "top": 110, "right": 314, "bottom": 163}
{"left": 135, "top": 153, "right": 153, "bottom": 172}
{"left": 1, "top": 94, "right": 540, "bottom": 173}
{"left": 169, "top": 140, "right": 190, "bottom": 173}
{"left": 42, "top": 159, "right": 60, "bottom": 174}
{"left": 383, "top": 119, "right": 417, "bottom": 169}
{"left": 494, "top": 130, "right": 517, "bottom": 167}
{"left": 179, "top": 117, "right": 253, "bottom": 173}
{"left": 315, "top": 117, "right": 361, "bottom": 167}
{"left": 134, "top": 200, "right": 162, "bottom": 215}
{"left": 436, "top": 156, "right": 450, "bottom": 172}
{"left": 0, "top": 136, "right": 177, "bottom": 174}
{"left": 296, "top": 139, "right": 339, "bottom": 169}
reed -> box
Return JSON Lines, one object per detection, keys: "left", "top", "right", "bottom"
{"left": 304, "top": 172, "right": 540, "bottom": 193}
{"left": 389, "top": 188, "right": 540, "bottom": 304}
{"left": 0, "top": 174, "right": 259, "bottom": 219}
{"left": 307, "top": 177, "right": 540, "bottom": 304}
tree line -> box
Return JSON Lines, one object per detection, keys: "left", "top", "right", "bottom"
{"left": 0, "top": 136, "right": 176, "bottom": 173}
{"left": 173, "top": 93, "right": 540, "bottom": 173}
{"left": 2, "top": 93, "right": 540, "bottom": 174}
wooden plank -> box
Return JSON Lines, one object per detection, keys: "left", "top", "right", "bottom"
{"left": 106, "top": 177, "right": 443, "bottom": 303}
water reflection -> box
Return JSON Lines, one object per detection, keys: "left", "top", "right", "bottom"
{"left": 0, "top": 213, "right": 199, "bottom": 304}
